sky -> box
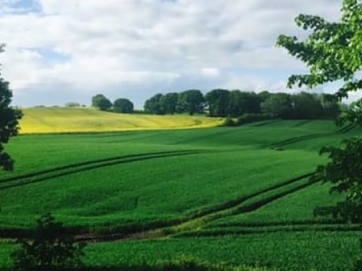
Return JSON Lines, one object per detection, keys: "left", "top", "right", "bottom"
{"left": 0, "top": 0, "right": 345, "bottom": 108}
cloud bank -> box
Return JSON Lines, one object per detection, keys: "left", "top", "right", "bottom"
{"left": 0, "top": 0, "right": 342, "bottom": 107}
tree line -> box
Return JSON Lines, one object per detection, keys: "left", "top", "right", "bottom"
{"left": 92, "top": 90, "right": 340, "bottom": 120}
{"left": 143, "top": 89, "right": 340, "bottom": 120}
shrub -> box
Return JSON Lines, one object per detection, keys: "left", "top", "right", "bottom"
{"left": 11, "top": 213, "right": 85, "bottom": 271}
{"left": 222, "top": 116, "right": 236, "bottom": 127}
{"left": 65, "top": 102, "right": 81, "bottom": 108}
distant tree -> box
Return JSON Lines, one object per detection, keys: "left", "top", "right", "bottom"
{"left": 261, "top": 93, "right": 293, "bottom": 119}
{"left": 12, "top": 213, "right": 85, "bottom": 271}
{"left": 91, "top": 94, "right": 112, "bottom": 111}
{"left": 144, "top": 93, "right": 164, "bottom": 114}
{"left": 205, "top": 89, "right": 230, "bottom": 117}
{"left": 292, "top": 92, "right": 323, "bottom": 119}
{"left": 0, "top": 44, "right": 22, "bottom": 171}
{"left": 64, "top": 102, "right": 80, "bottom": 108}
{"left": 257, "top": 91, "right": 272, "bottom": 103}
{"left": 228, "top": 90, "right": 243, "bottom": 117}
{"left": 239, "top": 92, "right": 262, "bottom": 114}
{"left": 113, "top": 98, "right": 134, "bottom": 113}
{"left": 227, "top": 91, "right": 263, "bottom": 117}
{"left": 160, "top": 92, "right": 178, "bottom": 114}
{"left": 320, "top": 93, "right": 340, "bottom": 119}
{"left": 178, "top": 89, "right": 204, "bottom": 115}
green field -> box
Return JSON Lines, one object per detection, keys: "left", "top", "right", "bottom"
{"left": 0, "top": 113, "right": 361, "bottom": 270}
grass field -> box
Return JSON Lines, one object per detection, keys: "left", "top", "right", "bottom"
{"left": 0, "top": 112, "right": 361, "bottom": 271}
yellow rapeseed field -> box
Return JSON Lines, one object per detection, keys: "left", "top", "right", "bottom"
{"left": 19, "top": 107, "right": 224, "bottom": 134}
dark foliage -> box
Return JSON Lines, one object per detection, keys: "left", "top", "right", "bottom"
{"left": 11, "top": 213, "right": 86, "bottom": 271}
{"left": 177, "top": 90, "right": 204, "bottom": 115}
{"left": 0, "top": 44, "right": 22, "bottom": 171}
{"left": 113, "top": 98, "right": 134, "bottom": 113}
{"left": 91, "top": 94, "right": 112, "bottom": 111}
{"left": 144, "top": 93, "right": 164, "bottom": 115}
{"left": 312, "top": 138, "right": 362, "bottom": 223}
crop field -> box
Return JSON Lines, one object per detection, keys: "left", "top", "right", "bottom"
{"left": 19, "top": 107, "right": 224, "bottom": 133}
{"left": 0, "top": 115, "right": 361, "bottom": 270}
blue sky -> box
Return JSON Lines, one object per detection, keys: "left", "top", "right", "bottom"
{"left": 33, "top": 47, "right": 71, "bottom": 64}
{"left": 1, "top": 0, "right": 40, "bottom": 13}
{"left": 0, "top": 0, "right": 345, "bottom": 108}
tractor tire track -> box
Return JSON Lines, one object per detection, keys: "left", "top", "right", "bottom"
{"left": 211, "top": 219, "right": 345, "bottom": 228}
{"left": 293, "top": 120, "right": 313, "bottom": 127}
{"left": 73, "top": 172, "right": 316, "bottom": 242}
{"left": 0, "top": 151, "right": 195, "bottom": 183}
{"left": 0, "top": 171, "right": 328, "bottom": 242}
{"left": 269, "top": 133, "right": 329, "bottom": 148}
{"left": 169, "top": 179, "right": 357, "bottom": 239}
{"left": 336, "top": 123, "right": 357, "bottom": 133}
{"left": 0, "top": 158, "right": 346, "bottom": 241}
{"left": 176, "top": 224, "right": 361, "bottom": 237}
{"left": 268, "top": 123, "right": 357, "bottom": 149}
{"left": 0, "top": 150, "right": 208, "bottom": 191}
{"left": 187, "top": 173, "right": 314, "bottom": 219}
{"left": 250, "top": 120, "right": 280, "bottom": 127}
{"left": 233, "top": 179, "right": 316, "bottom": 214}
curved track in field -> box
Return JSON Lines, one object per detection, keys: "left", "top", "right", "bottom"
{"left": 79, "top": 167, "right": 359, "bottom": 242}
{"left": 0, "top": 150, "right": 208, "bottom": 191}
{"left": 0, "top": 169, "right": 351, "bottom": 241}
{"left": 268, "top": 123, "right": 356, "bottom": 149}
{"left": 0, "top": 170, "right": 326, "bottom": 242}
{"left": 177, "top": 224, "right": 361, "bottom": 237}
{"left": 73, "top": 172, "right": 319, "bottom": 242}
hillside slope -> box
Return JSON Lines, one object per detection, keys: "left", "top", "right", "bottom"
{"left": 0, "top": 120, "right": 361, "bottom": 271}
{"left": 19, "top": 107, "right": 224, "bottom": 134}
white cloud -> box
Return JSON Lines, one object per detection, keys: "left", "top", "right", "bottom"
{"left": 0, "top": 0, "right": 343, "bottom": 107}
{"left": 201, "top": 68, "right": 220, "bottom": 77}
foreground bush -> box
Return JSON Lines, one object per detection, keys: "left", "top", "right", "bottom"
{"left": 11, "top": 213, "right": 85, "bottom": 271}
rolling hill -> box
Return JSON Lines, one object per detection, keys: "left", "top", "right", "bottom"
{"left": 0, "top": 117, "right": 361, "bottom": 271}
{"left": 18, "top": 107, "right": 224, "bottom": 134}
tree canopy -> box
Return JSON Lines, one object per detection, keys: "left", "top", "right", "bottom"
{"left": 144, "top": 93, "right": 164, "bottom": 115}
{"left": 113, "top": 98, "right": 134, "bottom": 113}
{"left": 261, "top": 93, "right": 292, "bottom": 119}
{"left": 160, "top": 92, "right": 178, "bottom": 115}
{"left": 178, "top": 89, "right": 204, "bottom": 115}
{"left": 91, "top": 94, "right": 112, "bottom": 111}
{"left": 143, "top": 89, "right": 339, "bottom": 120}
{"left": 0, "top": 45, "right": 22, "bottom": 171}
{"left": 205, "top": 89, "right": 230, "bottom": 117}
{"left": 276, "top": 0, "right": 362, "bottom": 99}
